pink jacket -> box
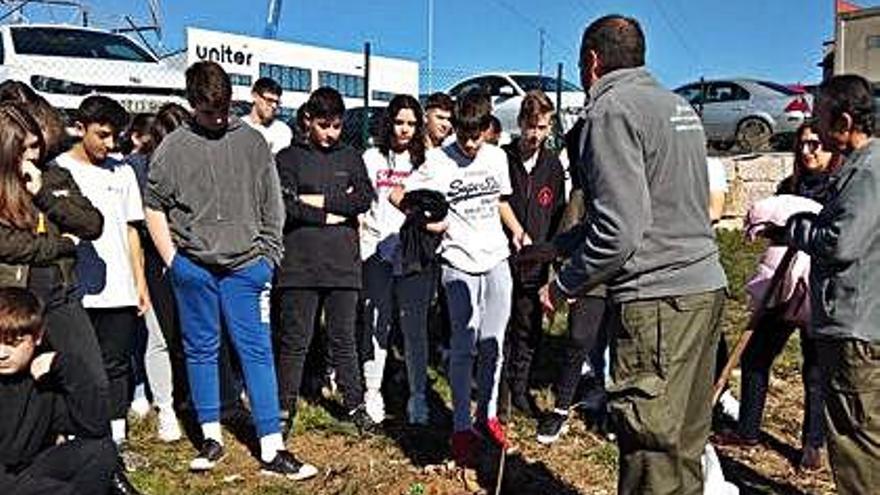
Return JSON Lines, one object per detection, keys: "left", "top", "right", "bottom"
{"left": 743, "top": 194, "right": 822, "bottom": 328}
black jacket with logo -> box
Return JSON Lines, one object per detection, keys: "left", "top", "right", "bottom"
{"left": 275, "top": 140, "right": 375, "bottom": 289}
{"left": 503, "top": 139, "right": 566, "bottom": 288}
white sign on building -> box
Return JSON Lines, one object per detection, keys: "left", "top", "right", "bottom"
{"left": 186, "top": 27, "right": 419, "bottom": 118}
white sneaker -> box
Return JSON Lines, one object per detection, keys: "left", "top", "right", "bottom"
{"left": 157, "top": 409, "right": 182, "bottom": 443}
{"left": 129, "top": 397, "right": 152, "bottom": 419}
{"left": 364, "top": 389, "right": 385, "bottom": 424}
{"left": 406, "top": 394, "right": 429, "bottom": 426}
{"left": 719, "top": 390, "right": 741, "bottom": 422}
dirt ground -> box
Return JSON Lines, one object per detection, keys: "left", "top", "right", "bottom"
{"left": 127, "top": 232, "right": 838, "bottom": 494}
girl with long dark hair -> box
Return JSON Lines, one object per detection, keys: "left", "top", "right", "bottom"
{"left": 359, "top": 94, "right": 434, "bottom": 425}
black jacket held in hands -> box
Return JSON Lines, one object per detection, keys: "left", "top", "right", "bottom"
{"left": 503, "top": 140, "right": 566, "bottom": 288}
{"left": 275, "top": 140, "right": 375, "bottom": 289}
{"left": 399, "top": 189, "right": 448, "bottom": 276}
{"left": 0, "top": 165, "right": 103, "bottom": 303}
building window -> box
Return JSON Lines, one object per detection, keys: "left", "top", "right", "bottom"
{"left": 868, "top": 35, "right": 880, "bottom": 49}
{"left": 229, "top": 73, "right": 252, "bottom": 87}
{"left": 259, "top": 63, "right": 311, "bottom": 92}
{"left": 371, "top": 90, "right": 395, "bottom": 102}
{"left": 318, "top": 71, "right": 365, "bottom": 99}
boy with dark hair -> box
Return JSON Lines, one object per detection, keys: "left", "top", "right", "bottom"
{"left": 245, "top": 77, "right": 292, "bottom": 155}
{"left": 274, "top": 86, "right": 376, "bottom": 433}
{"left": 145, "top": 61, "right": 317, "bottom": 480}
{"left": 54, "top": 95, "right": 149, "bottom": 449}
{"left": 391, "top": 90, "right": 528, "bottom": 466}
{"left": 499, "top": 90, "right": 565, "bottom": 419}
{"left": 424, "top": 92, "right": 454, "bottom": 149}
{"left": 0, "top": 287, "right": 118, "bottom": 495}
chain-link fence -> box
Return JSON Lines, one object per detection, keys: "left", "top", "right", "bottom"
{"left": 0, "top": 23, "right": 587, "bottom": 153}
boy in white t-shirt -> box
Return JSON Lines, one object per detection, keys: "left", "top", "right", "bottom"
{"left": 392, "top": 91, "right": 529, "bottom": 466}
{"left": 55, "top": 95, "right": 148, "bottom": 448}
{"left": 244, "top": 77, "right": 293, "bottom": 155}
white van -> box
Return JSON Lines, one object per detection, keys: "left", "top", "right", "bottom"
{"left": 0, "top": 24, "right": 185, "bottom": 113}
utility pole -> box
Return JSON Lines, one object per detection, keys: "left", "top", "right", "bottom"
{"left": 427, "top": 0, "right": 434, "bottom": 93}
{"left": 538, "top": 28, "right": 545, "bottom": 76}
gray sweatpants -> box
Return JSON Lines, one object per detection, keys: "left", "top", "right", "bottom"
{"left": 442, "top": 261, "right": 512, "bottom": 432}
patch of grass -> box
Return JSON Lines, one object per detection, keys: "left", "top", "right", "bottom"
{"left": 716, "top": 228, "right": 766, "bottom": 303}
{"left": 583, "top": 442, "right": 618, "bottom": 471}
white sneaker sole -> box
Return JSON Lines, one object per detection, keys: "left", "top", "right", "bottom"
{"left": 260, "top": 463, "right": 319, "bottom": 481}
{"left": 537, "top": 424, "right": 569, "bottom": 445}
{"left": 189, "top": 454, "right": 224, "bottom": 472}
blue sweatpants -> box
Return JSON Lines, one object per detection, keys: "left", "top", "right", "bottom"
{"left": 169, "top": 254, "right": 280, "bottom": 437}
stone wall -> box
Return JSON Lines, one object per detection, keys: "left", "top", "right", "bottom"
{"left": 716, "top": 152, "right": 794, "bottom": 230}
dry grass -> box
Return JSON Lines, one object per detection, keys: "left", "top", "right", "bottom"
{"left": 125, "top": 231, "right": 837, "bottom": 494}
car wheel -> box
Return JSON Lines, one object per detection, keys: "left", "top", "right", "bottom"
{"left": 735, "top": 117, "right": 772, "bottom": 152}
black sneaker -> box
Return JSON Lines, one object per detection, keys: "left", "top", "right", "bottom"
{"left": 536, "top": 410, "right": 569, "bottom": 445}
{"left": 110, "top": 462, "right": 142, "bottom": 495}
{"left": 189, "top": 438, "right": 225, "bottom": 472}
{"left": 260, "top": 450, "right": 319, "bottom": 481}
{"left": 349, "top": 405, "right": 378, "bottom": 434}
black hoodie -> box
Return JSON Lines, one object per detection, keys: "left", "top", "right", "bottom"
{"left": 503, "top": 139, "right": 566, "bottom": 288}
{"left": 275, "top": 139, "right": 375, "bottom": 289}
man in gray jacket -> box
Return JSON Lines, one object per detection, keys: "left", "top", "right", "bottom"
{"left": 780, "top": 74, "right": 880, "bottom": 495}
{"left": 145, "top": 61, "right": 316, "bottom": 481}
{"left": 539, "top": 15, "right": 727, "bottom": 494}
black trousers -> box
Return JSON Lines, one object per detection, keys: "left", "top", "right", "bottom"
{"left": 275, "top": 288, "right": 364, "bottom": 412}
{"left": 738, "top": 308, "right": 826, "bottom": 448}
{"left": 88, "top": 307, "right": 139, "bottom": 421}
{"left": 8, "top": 437, "right": 117, "bottom": 495}
{"left": 554, "top": 296, "right": 609, "bottom": 409}
{"left": 503, "top": 286, "right": 544, "bottom": 398}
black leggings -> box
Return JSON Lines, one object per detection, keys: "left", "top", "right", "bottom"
{"left": 7, "top": 437, "right": 117, "bottom": 495}
{"left": 554, "top": 296, "right": 609, "bottom": 410}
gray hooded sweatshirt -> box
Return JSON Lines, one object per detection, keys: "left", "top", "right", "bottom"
{"left": 556, "top": 67, "right": 727, "bottom": 301}
{"left": 145, "top": 117, "right": 284, "bottom": 270}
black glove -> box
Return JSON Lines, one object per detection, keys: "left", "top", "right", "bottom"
{"left": 761, "top": 224, "right": 788, "bottom": 246}
{"left": 515, "top": 242, "right": 559, "bottom": 267}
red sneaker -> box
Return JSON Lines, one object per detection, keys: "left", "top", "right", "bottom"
{"left": 451, "top": 429, "right": 479, "bottom": 467}
{"left": 476, "top": 417, "right": 509, "bottom": 450}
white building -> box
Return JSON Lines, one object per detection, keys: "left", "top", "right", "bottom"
{"left": 186, "top": 27, "right": 419, "bottom": 119}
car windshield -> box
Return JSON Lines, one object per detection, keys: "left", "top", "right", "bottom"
{"left": 511, "top": 75, "right": 580, "bottom": 92}
{"left": 755, "top": 81, "right": 800, "bottom": 96}
{"left": 11, "top": 27, "right": 155, "bottom": 62}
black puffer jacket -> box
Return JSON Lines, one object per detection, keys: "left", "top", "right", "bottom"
{"left": 0, "top": 165, "right": 103, "bottom": 305}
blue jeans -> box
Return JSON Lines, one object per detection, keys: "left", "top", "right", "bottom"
{"left": 169, "top": 254, "right": 280, "bottom": 437}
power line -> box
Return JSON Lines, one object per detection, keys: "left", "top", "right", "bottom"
{"left": 649, "top": 0, "right": 704, "bottom": 70}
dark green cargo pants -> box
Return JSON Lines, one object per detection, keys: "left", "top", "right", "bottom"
{"left": 607, "top": 289, "right": 725, "bottom": 495}
{"left": 817, "top": 339, "right": 880, "bottom": 495}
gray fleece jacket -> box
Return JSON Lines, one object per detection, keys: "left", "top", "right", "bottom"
{"left": 145, "top": 117, "right": 284, "bottom": 270}
{"left": 787, "top": 139, "right": 880, "bottom": 342}
{"left": 556, "top": 67, "right": 727, "bottom": 301}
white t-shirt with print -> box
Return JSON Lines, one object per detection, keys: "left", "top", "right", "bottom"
{"left": 360, "top": 148, "right": 414, "bottom": 270}
{"left": 405, "top": 142, "right": 512, "bottom": 274}
{"left": 56, "top": 153, "right": 144, "bottom": 308}
{"left": 244, "top": 115, "right": 293, "bottom": 155}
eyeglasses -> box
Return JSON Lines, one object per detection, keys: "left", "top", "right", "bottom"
{"left": 801, "top": 140, "right": 822, "bottom": 153}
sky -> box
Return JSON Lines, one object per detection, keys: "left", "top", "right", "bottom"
{"left": 12, "top": 0, "right": 846, "bottom": 90}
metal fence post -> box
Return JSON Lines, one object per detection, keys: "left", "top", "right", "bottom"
{"left": 363, "top": 41, "right": 371, "bottom": 149}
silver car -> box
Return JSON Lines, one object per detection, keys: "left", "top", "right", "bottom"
{"left": 674, "top": 79, "right": 812, "bottom": 151}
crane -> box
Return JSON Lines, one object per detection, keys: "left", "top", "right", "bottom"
{"left": 264, "top": 0, "right": 281, "bottom": 38}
